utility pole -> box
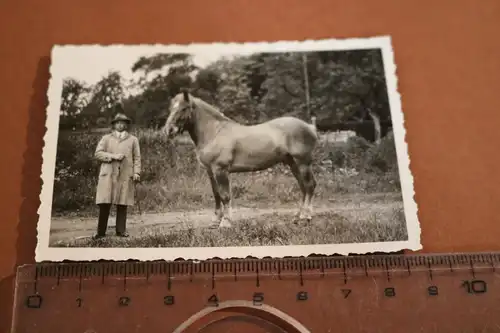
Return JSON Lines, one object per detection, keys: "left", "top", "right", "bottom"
{"left": 302, "top": 53, "right": 315, "bottom": 126}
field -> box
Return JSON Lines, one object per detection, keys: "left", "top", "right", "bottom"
{"left": 49, "top": 128, "right": 407, "bottom": 248}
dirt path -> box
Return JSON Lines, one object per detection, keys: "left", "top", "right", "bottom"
{"left": 49, "top": 194, "right": 403, "bottom": 244}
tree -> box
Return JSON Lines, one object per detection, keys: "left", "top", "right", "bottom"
{"left": 192, "top": 66, "right": 221, "bottom": 104}
{"left": 339, "top": 49, "right": 391, "bottom": 144}
{"left": 130, "top": 53, "right": 199, "bottom": 128}
{"left": 256, "top": 52, "right": 311, "bottom": 121}
{"left": 60, "top": 78, "right": 89, "bottom": 129}
{"left": 81, "top": 71, "right": 125, "bottom": 128}
{"left": 188, "top": 49, "right": 392, "bottom": 138}
{"left": 304, "top": 49, "right": 392, "bottom": 143}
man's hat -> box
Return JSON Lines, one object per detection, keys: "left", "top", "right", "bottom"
{"left": 111, "top": 113, "right": 132, "bottom": 124}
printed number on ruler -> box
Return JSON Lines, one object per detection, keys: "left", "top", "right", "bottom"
{"left": 23, "top": 279, "right": 490, "bottom": 309}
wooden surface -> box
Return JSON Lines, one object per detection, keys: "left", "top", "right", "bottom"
{"left": 0, "top": 0, "right": 499, "bottom": 331}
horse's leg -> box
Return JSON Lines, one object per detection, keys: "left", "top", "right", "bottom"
{"left": 297, "top": 160, "right": 316, "bottom": 221}
{"left": 207, "top": 169, "right": 222, "bottom": 227}
{"left": 213, "top": 166, "right": 232, "bottom": 228}
{"left": 285, "top": 158, "right": 306, "bottom": 220}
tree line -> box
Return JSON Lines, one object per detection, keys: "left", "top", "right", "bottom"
{"left": 59, "top": 48, "right": 393, "bottom": 143}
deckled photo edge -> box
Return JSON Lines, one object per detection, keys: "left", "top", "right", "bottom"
{"left": 35, "top": 36, "right": 421, "bottom": 262}
{"left": 36, "top": 45, "right": 64, "bottom": 262}
{"left": 378, "top": 41, "right": 422, "bottom": 250}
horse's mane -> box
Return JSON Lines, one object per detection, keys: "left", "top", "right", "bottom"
{"left": 192, "top": 96, "right": 235, "bottom": 122}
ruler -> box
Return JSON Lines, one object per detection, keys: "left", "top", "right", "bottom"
{"left": 10, "top": 252, "right": 500, "bottom": 333}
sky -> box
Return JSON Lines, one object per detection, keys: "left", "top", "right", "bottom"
{"left": 57, "top": 48, "right": 226, "bottom": 86}
{"left": 53, "top": 38, "right": 388, "bottom": 88}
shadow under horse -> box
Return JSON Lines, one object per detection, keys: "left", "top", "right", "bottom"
{"left": 163, "top": 91, "right": 319, "bottom": 228}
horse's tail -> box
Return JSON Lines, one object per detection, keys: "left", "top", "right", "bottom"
{"left": 310, "top": 116, "right": 317, "bottom": 128}
{"left": 310, "top": 115, "right": 319, "bottom": 139}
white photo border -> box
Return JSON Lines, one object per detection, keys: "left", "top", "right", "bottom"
{"left": 35, "top": 36, "right": 421, "bottom": 262}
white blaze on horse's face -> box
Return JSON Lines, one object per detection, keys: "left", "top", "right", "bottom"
{"left": 164, "top": 92, "right": 191, "bottom": 139}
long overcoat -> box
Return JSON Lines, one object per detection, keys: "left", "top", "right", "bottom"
{"left": 94, "top": 132, "right": 141, "bottom": 206}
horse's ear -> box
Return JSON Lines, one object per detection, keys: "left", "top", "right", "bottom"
{"left": 182, "top": 89, "right": 190, "bottom": 102}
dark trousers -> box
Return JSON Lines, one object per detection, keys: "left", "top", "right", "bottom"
{"left": 97, "top": 204, "right": 127, "bottom": 236}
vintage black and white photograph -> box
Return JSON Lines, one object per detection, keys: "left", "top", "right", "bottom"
{"left": 36, "top": 37, "right": 421, "bottom": 261}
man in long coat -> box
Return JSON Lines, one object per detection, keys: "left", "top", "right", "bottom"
{"left": 93, "top": 113, "right": 141, "bottom": 238}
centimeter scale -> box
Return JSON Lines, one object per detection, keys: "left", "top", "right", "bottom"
{"left": 10, "top": 252, "right": 500, "bottom": 332}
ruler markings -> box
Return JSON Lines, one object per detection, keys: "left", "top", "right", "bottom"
{"left": 18, "top": 272, "right": 494, "bottom": 304}
{"left": 26, "top": 265, "right": 499, "bottom": 282}
{"left": 19, "top": 254, "right": 500, "bottom": 290}
{"left": 13, "top": 252, "right": 500, "bottom": 333}
{"left": 22, "top": 254, "right": 500, "bottom": 279}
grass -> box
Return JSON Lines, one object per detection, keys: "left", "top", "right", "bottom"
{"left": 53, "top": 205, "right": 408, "bottom": 248}
{"left": 52, "top": 128, "right": 401, "bottom": 215}
{"left": 50, "top": 128, "right": 407, "bottom": 248}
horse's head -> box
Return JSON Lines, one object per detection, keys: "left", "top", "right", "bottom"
{"left": 163, "top": 90, "right": 194, "bottom": 139}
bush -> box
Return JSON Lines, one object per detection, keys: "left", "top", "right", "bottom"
{"left": 51, "top": 128, "right": 402, "bottom": 216}
{"left": 361, "top": 131, "right": 400, "bottom": 191}
{"left": 52, "top": 132, "right": 101, "bottom": 213}
{"left": 363, "top": 131, "right": 398, "bottom": 173}
{"left": 325, "top": 135, "right": 372, "bottom": 171}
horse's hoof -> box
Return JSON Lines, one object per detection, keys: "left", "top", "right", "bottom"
{"left": 296, "top": 213, "right": 312, "bottom": 224}
{"left": 211, "top": 214, "right": 222, "bottom": 223}
{"left": 208, "top": 222, "right": 219, "bottom": 229}
{"left": 219, "top": 219, "right": 232, "bottom": 228}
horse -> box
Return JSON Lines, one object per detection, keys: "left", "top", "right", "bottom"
{"left": 162, "top": 90, "right": 319, "bottom": 228}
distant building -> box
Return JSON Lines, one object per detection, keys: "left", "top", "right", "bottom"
{"left": 319, "top": 130, "right": 356, "bottom": 143}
